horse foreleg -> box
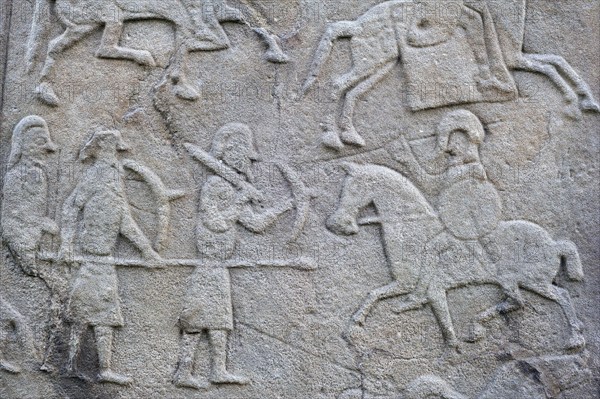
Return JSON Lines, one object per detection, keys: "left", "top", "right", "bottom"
{"left": 514, "top": 54, "right": 582, "bottom": 119}
{"left": 523, "top": 283, "right": 585, "bottom": 350}
{"left": 352, "top": 281, "right": 412, "bottom": 325}
{"left": 37, "top": 24, "right": 97, "bottom": 106}
{"left": 96, "top": 22, "right": 155, "bottom": 67}
{"left": 528, "top": 53, "right": 600, "bottom": 112}
{"left": 338, "top": 60, "right": 396, "bottom": 147}
{"left": 428, "top": 286, "right": 460, "bottom": 349}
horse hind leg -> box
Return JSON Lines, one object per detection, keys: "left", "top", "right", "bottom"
{"left": 96, "top": 22, "right": 156, "bottom": 67}
{"left": 467, "top": 283, "right": 524, "bottom": 343}
{"left": 528, "top": 53, "right": 600, "bottom": 112}
{"left": 338, "top": 60, "right": 397, "bottom": 147}
{"left": 523, "top": 283, "right": 585, "bottom": 350}
{"left": 37, "top": 24, "right": 98, "bottom": 106}
{"left": 514, "top": 54, "right": 582, "bottom": 119}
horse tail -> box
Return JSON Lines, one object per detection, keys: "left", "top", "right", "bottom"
{"left": 300, "top": 21, "right": 358, "bottom": 98}
{"left": 556, "top": 240, "right": 584, "bottom": 282}
{"left": 26, "top": 0, "right": 52, "bottom": 73}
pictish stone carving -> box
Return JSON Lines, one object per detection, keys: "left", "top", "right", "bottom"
{"left": 1, "top": 1, "right": 597, "bottom": 398}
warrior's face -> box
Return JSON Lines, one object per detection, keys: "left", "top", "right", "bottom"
{"left": 446, "top": 130, "right": 478, "bottom": 166}
{"left": 23, "top": 126, "right": 57, "bottom": 163}
{"left": 222, "top": 134, "right": 254, "bottom": 176}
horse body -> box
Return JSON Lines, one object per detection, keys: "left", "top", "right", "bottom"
{"left": 329, "top": 164, "right": 585, "bottom": 350}
{"left": 303, "top": 0, "right": 599, "bottom": 149}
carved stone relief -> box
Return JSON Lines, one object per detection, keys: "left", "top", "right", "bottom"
{"left": 1, "top": 1, "right": 598, "bottom": 398}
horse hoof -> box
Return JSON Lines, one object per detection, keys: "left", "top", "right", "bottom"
{"left": 567, "top": 334, "right": 586, "bottom": 351}
{"left": 466, "top": 322, "right": 486, "bottom": 343}
{"left": 173, "top": 84, "right": 200, "bottom": 101}
{"left": 564, "top": 101, "right": 583, "bottom": 120}
{"left": 322, "top": 130, "right": 345, "bottom": 150}
{"left": 136, "top": 51, "right": 156, "bottom": 67}
{"left": 264, "top": 49, "right": 290, "bottom": 64}
{"left": 340, "top": 128, "right": 366, "bottom": 147}
{"left": 35, "top": 83, "right": 59, "bottom": 107}
{"left": 581, "top": 98, "right": 600, "bottom": 113}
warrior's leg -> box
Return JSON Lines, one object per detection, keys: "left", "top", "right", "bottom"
{"left": 67, "top": 323, "right": 85, "bottom": 374}
{"left": 95, "top": 326, "right": 132, "bottom": 386}
{"left": 209, "top": 329, "right": 249, "bottom": 385}
{"left": 0, "top": 326, "right": 20, "bottom": 374}
{"left": 173, "top": 332, "right": 208, "bottom": 390}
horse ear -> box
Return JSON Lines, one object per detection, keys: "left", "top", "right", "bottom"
{"left": 340, "top": 162, "right": 357, "bottom": 176}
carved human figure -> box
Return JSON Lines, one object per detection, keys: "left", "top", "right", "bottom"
{"left": 0, "top": 115, "right": 63, "bottom": 371}
{"left": 174, "top": 123, "right": 293, "bottom": 389}
{"left": 58, "top": 130, "right": 161, "bottom": 385}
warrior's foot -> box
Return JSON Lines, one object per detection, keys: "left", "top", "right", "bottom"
{"left": 564, "top": 100, "right": 583, "bottom": 120}
{"left": 36, "top": 82, "right": 60, "bottom": 107}
{"left": 0, "top": 360, "right": 21, "bottom": 374}
{"left": 40, "top": 360, "right": 58, "bottom": 374}
{"left": 98, "top": 370, "right": 133, "bottom": 386}
{"left": 211, "top": 371, "right": 250, "bottom": 385}
{"left": 477, "top": 77, "right": 514, "bottom": 95}
{"left": 173, "top": 374, "right": 209, "bottom": 390}
{"left": 340, "top": 127, "right": 366, "bottom": 147}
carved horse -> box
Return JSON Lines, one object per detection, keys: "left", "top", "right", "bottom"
{"left": 328, "top": 163, "right": 586, "bottom": 350}
{"left": 26, "top": 0, "right": 287, "bottom": 105}
{"left": 302, "top": 0, "right": 600, "bottom": 149}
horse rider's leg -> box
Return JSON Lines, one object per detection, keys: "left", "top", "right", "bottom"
{"left": 521, "top": 283, "right": 585, "bottom": 350}
{"left": 96, "top": 21, "right": 155, "bottom": 66}
{"left": 37, "top": 24, "right": 98, "bottom": 106}
{"left": 514, "top": 54, "right": 582, "bottom": 119}
{"left": 338, "top": 60, "right": 397, "bottom": 147}
{"left": 461, "top": 4, "right": 514, "bottom": 94}
{"left": 301, "top": 21, "right": 361, "bottom": 96}
{"left": 353, "top": 281, "right": 410, "bottom": 325}
{"left": 467, "top": 283, "right": 523, "bottom": 342}
{"left": 528, "top": 54, "right": 600, "bottom": 112}
{"left": 427, "top": 285, "right": 460, "bottom": 349}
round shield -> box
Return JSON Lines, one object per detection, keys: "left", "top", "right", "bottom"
{"left": 438, "top": 180, "right": 502, "bottom": 240}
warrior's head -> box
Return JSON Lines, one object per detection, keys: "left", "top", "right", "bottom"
{"left": 80, "top": 130, "right": 130, "bottom": 162}
{"left": 8, "top": 115, "right": 57, "bottom": 168}
{"left": 211, "top": 123, "right": 260, "bottom": 177}
{"left": 436, "top": 110, "right": 484, "bottom": 167}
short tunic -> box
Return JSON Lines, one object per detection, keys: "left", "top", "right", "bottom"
{"left": 67, "top": 261, "right": 124, "bottom": 327}
{"left": 178, "top": 175, "right": 242, "bottom": 332}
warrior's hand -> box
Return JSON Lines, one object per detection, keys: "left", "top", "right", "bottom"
{"left": 388, "top": 136, "right": 414, "bottom": 166}
{"left": 57, "top": 244, "right": 75, "bottom": 264}
{"left": 239, "top": 182, "right": 265, "bottom": 204}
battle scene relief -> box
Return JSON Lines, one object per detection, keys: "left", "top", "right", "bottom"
{"left": 1, "top": 1, "right": 598, "bottom": 398}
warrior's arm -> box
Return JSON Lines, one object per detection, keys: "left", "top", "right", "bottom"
{"left": 120, "top": 211, "right": 159, "bottom": 260}
{"left": 387, "top": 137, "right": 446, "bottom": 197}
{"left": 238, "top": 198, "right": 293, "bottom": 234}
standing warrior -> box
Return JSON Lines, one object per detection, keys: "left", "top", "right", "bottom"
{"left": 1, "top": 115, "right": 62, "bottom": 371}
{"left": 173, "top": 123, "right": 293, "bottom": 389}
{"left": 58, "top": 130, "right": 162, "bottom": 385}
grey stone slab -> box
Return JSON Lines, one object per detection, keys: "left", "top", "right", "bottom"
{"left": 0, "top": 1, "right": 598, "bottom": 398}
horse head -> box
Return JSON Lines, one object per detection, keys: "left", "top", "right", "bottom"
{"left": 327, "top": 163, "right": 374, "bottom": 236}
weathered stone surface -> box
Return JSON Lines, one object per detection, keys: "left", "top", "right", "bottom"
{"left": 0, "top": 1, "right": 598, "bottom": 398}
